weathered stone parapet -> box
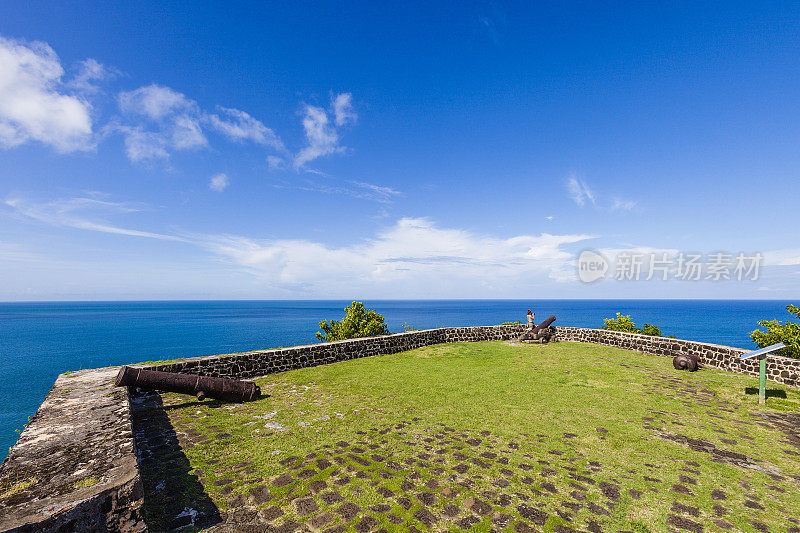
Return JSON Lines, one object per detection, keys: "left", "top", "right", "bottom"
{"left": 554, "top": 326, "right": 800, "bottom": 388}
{"left": 142, "top": 324, "right": 800, "bottom": 389}
{"left": 145, "top": 324, "right": 528, "bottom": 379}
{"left": 0, "top": 368, "right": 145, "bottom": 533}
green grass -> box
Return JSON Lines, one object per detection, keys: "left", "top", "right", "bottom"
{"left": 149, "top": 341, "right": 800, "bottom": 531}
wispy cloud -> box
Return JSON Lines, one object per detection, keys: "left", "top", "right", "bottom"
{"left": 115, "top": 84, "right": 287, "bottom": 163}
{"left": 294, "top": 92, "right": 356, "bottom": 169}
{"left": 273, "top": 179, "right": 400, "bottom": 203}
{"left": 567, "top": 175, "right": 595, "bottom": 206}
{"left": 332, "top": 93, "right": 356, "bottom": 127}
{"left": 4, "top": 195, "right": 185, "bottom": 241}
{"left": 0, "top": 36, "right": 94, "bottom": 153}
{"left": 209, "top": 173, "right": 230, "bottom": 192}
{"left": 610, "top": 197, "right": 638, "bottom": 212}
{"left": 116, "top": 84, "right": 207, "bottom": 161}
{"left": 205, "top": 106, "right": 285, "bottom": 150}
{"left": 67, "top": 58, "right": 119, "bottom": 95}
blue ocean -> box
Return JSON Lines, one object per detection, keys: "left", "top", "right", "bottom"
{"left": 0, "top": 299, "right": 793, "bottom": 460}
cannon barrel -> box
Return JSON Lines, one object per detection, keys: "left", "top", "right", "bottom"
{"left": 115, "top": 366, "right": 261, "bottom": 402}
{"left": 529, "top": 315, "right": 556, "bottom": 336}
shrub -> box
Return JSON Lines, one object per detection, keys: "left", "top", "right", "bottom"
{"left": 602, "top": 313, "right": 669, "bottom": 337}
{"left": 501, "top": 320, "right": 522, "bottom": 325}
{"left": 317, "top": 301, "right": 390, "bottom": 342}
{"left": 750, "top": 304, "right": 800, "bottom": 359}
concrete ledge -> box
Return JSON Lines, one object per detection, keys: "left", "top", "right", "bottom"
{"left": 0, "top": 368, "right": 145, "bottom": 533}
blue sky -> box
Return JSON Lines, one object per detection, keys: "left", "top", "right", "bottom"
{"left": 1, "top": 1, "right": 798, "bottom": 300}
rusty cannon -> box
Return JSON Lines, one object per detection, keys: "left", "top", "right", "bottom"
{"left": 115, "top": 366, "right": 261, "bottom": 402}
{"left": 518, "top": 315, "right": 557, "bottom": 343}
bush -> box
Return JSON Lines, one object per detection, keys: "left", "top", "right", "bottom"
{"left": 750, "top": 304, "right": 800, "bottom": 359}
{"left": 501, "top": 321, "right": 522, "bottom": 325}
{"left": 602, "top": 313, "right": 669, "bottom": 337}
{"left": 317, "top": 301, "right": 390, "bottom": 342}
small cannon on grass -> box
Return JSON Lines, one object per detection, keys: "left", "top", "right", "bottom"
{"left": 518, "top": 315, "right": 557, "bottom": 343}
{"left": 672, "top": 354, "right": 699, "bottom": 372}
{"left": 115, "top": 366, "right": 261, "bottom": 402}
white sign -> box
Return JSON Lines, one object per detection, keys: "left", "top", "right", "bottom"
{"left": 740, "top": 342, "right": 785, "bottom": 360}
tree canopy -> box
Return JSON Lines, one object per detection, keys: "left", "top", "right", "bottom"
{"left": 316, "top": 301, "right": 390, "bottom": 342}
{"left": 750, "top": 304, "right": 800, "bottom": 358}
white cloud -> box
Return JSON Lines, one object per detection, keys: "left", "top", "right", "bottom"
{"left": 545, "top": 216, "right": 554, "bottom": 221}
{"left": 567, "top": 175, "right": 595, "bottom": 206}
{"left": 199, "top": 217, "right": 594, "bottom": 293}
{"left": 117, "top": 85, "right": 292, "bottom": 163}
{"left": 206, "top": 106, "right": 285, "bottom": 150}
{"left": 763, "top": 248, "right": 800, "bottom": 266}
{"left": 294, "top": 92, "right": 355, "bottom": 169}
{"left": 209, "top": 173, "right": 230, "bottom": 192}
{"left": 294, "top": 105, "right": 340, "bottom": 168}
{"left": 5, "top": 195, "right": 185, "bottom": 241}
{"left": 116, "top": 84, "right": 206, "bottom": 161}
{"left": 117, "top": 126, "right": 169, "bottom": 162}
{"left": 332, "top": 93, "right": 356, "bottom": 126}
{"left": 0, "top": 36, "right": 94, "bottom": 152}
{"left": 118, "top": 84, "right": 195, "bottom": 120}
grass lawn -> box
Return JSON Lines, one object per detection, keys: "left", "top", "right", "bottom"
{"left": 132, "top": 341, "right": 800, "bottom": 532}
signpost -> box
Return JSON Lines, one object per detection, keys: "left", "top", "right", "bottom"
{"left": 740, "top": 342, "right": 786, "bottom": 404}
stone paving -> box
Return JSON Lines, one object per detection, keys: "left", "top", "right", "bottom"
{"left": 131, "top": 392, "right": 800, "bottom": 532}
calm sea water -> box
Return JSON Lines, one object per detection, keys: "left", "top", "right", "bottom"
{"left": 0, "top": 299, "right": 792, "bottom": 460}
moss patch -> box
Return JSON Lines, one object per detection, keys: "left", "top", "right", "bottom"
{"left": 71, "top": 476, "right": 100, "bottom": 490}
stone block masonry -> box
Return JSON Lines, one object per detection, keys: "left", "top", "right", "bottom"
{"left": 2, "top": 323, "right": 799, "bottom": 532}
{"left": 555, "top": 326, "right": 800, "bottom": 388}
{"left": 145, "top": 324, "right": 529, "bottom": 378}
{"left": 145, "top": 324, "right": 800, "bottom": 389}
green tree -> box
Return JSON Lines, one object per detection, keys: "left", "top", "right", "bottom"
{"left": 750, "top": 304, "right": 800, "bottom": 359}
{"left": 602, "top": 313, "right": 640, "bottom": 333}
{"left": 602, "top": 313, "right": 669, "bottom": 337}
{"left": 317, "top": 301, "right": 390, "bottom": 342}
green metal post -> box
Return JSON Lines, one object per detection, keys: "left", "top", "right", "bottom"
{"left": 759, "top": 355, "right": 766, "bottom": 405}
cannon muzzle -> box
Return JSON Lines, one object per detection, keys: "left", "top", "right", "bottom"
{"left": 115, "top": 366, "right": 261, "bottom": 402}
{"left": 530, "top": 315, "right": 556, "bottom": 336}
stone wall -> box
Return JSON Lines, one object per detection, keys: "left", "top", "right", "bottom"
{"left": 147, "top": 324, "right": 800, "bottom": 389}
{"left": 555, "top": 326, "right": 800, "bottom": 388}
{"left": 146, "top": 324, "right": 528, "bottom": 378}
{"left": 144, "top": 324, "right": 800, "bottom": 389}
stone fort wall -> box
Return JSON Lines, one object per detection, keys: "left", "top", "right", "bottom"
{"left": 145, "top": 325, "right": 800, "bottom": 389}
